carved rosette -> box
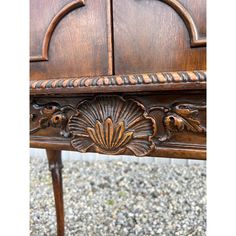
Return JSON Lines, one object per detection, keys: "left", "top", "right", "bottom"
{"left": 68, "top": 96, "right": 156, "bottom": 156}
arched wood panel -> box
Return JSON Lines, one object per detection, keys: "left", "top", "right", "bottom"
{"left": 113, "top": 0, "right": 206, "bottom": 74}
{"left": 178, "top": 0, "right": 206, "bottom": 38}
{"left": 30, "top": 0, "right": 85, "bottom": 62}
{"left": 30, "top": 0, "right": 113, "bottom": 80}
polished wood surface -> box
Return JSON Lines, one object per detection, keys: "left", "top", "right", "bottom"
{"left": 30, "top": 0, "right": 113, "bottom": 80}
{"left": 46, "top": 150, "right": 64, "bottom": 236}
{"left": 30, "top": 91, "right": 206, "bottom": 159}
{"left": 30, "top": 1, "right": 206, "bottom": 235}
{"left": 113, "top": 0, "right": 206, "bottom": 74}
{"left": 30, "top": 70, "right": 206, "bottom": 95}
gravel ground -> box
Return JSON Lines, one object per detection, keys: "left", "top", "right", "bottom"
{"left": 30, "top": 157, "right": 206, "bottom": 236}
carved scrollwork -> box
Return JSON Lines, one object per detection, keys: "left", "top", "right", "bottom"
{"left": 30, "top": 96, "right": 206, "bottom": 156}
{"left": 165, "top": 103, "right": 206, "bottom": 131}
{"left": 68, "top": 96, "right": 156, "bottom": 156}
{"left": 149, "top": 103, "right": 206, "bottom": 142}
{"left": 30, "top": 102, "right": 75, "bottom": 137}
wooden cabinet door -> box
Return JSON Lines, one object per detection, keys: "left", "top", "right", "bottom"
{"left": 112, "top": 0, "right": 206, "bottom": 74}
{"left": 30, "top": 0, "right": 113, "bottom": 80}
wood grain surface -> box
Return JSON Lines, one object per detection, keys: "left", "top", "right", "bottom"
{"left": 113, "top": 0, "right": 206, "bottom": 74}
{"left": 30, "top": 0, "right": 113, "bottom": 80}
{"left": 30, "top": 2, "right": 207, "bottom": 235}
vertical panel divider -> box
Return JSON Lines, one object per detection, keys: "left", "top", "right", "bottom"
{"left": 107, "top": 0, "right": 115, "bottom": 75}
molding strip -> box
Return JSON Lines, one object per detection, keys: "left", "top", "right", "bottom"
{"left": 30, "top": 70, "right": 206, "bottom": 95}
{"left": 30, "top": 137, "right": 206, "bottom": 160}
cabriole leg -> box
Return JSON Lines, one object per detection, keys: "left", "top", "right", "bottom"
{"left": 46, "top": 149, "right": 64, "bottom": 236}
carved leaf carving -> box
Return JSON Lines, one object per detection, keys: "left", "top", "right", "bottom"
{"left": 170, "top": 103, "right": 206, "bottom": 132}
{"left": 30, "top": 98, "right": 206, "bottom": 153}
{"left": 30, "top": 101, "right": 71, "bottom": 137}
{"left": 160, "top": 103, "right": 206, "bottom": 141}
{"left": 68, "top": 96, "right": 156, "bottom": 156}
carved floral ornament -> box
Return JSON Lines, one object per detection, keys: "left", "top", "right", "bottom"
{"left": 30, "top": 96, "right": 206, "bottom": 156}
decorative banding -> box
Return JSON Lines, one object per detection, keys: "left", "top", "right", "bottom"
{"left": 104, "top": 77, "right": 110, "bottom": 85}
{"left": 143, "top": 74, "right": 152, "bottom": 84}
{"left": 51, "top": 80, "right": 58, "bottom": 88}
{"left": 30, "top": 71, "right": 206, "bottom": 92}
{"left": 72, "top": 79, "right": 79, "bottom": 87}
{"left": 79, "top": 77, "right": 88, "bottom": 87}
{"left": 163, "top": 73, "right": 173, "bottom": 83}
{"left": 172, "top": 72, "right": 182, "bottom": 82}
{"left": 31, "top": 81, "right": 38, "bottom": 89}
{"left": 41, "top": 80, "right": 49, "bottom": 88}
{"left": 116, "top": 76, "right": 124, "bottom": 85}
{"left": 156, "top": 73, "right": 167, "bottom": 83}
{"left": 97, "top": 77, "right": 105, "bottom": 86}
{"left": 194, "top": 71, "right": 206, "bottom": 81}
{"left": 35, "top": 80, "right": 44, "bottom": 89}
{"left": 129, "top": 76, "right": 137, "bottom": 85}
{"left": 62, "top": 79, "right": 71, "bottom": 88}
{"left": 148, "top": 74, "right": 158, "bottom": 83}
{"left": 187, "top": 72, "right": 198, "bottom": 81}
{"left": 84, "top": 78, "right": 92, "bottom": 87}
{"left": 180, "top": 72, "right": 190, "bottom": 82}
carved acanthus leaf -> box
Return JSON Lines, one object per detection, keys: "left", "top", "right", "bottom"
{"left": 162, "top": 103, "right": 206, "bottom": 141}
{"left": 30, "top": 102, "right": 72, "bottom": 138}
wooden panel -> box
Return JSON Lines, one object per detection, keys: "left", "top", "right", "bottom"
{"left": 30, "top": 0, "right": 73, "bottom": 58}
{"left": 30, "top": 0, "right": 113, "bottom": 80}
{"left": 178, "top": 0, "right": 206, "bottom": 37}
{"left": 113, "top": 0, "right": 206, "bottom": 74}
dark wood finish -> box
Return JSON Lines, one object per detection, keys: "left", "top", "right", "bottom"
{"left": 178, "top": 0, "right": 206, "bottom": 37}
{"left": 46, "top": 150, "right": 64, "bottom": 236}
{"left": 30, "top": 0, "right": 85, "bottom": 62}
{"left": 30, "top": 1, "right": 206, "bottom": 234}
{"left": 113, "top": 0, "right": 206, "bottom": 74}
{"left": 30, "top": 91, "right": 206, "bottom": 159}
{"left": 30, "top": 0, "right": 113, "bottom": 80}
{"left": 32, "top": 138, "right": 206, "bottom": 160}
{"left": 30, "top": 70, "right": 206, "bottom": 95}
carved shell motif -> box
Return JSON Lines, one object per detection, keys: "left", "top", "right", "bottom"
{"left": 68, "top": 96, "right": 156, "bottom": 156}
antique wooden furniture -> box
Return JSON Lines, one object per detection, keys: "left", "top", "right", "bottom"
{"left": 30, "top": 0, "right": 206, "bottom": 235}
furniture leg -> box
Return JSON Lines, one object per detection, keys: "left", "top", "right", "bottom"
{"left": 46, "top": 149, "right": 64, "bottom": 236}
